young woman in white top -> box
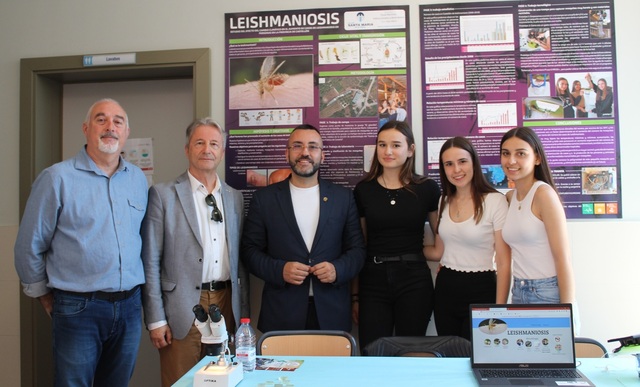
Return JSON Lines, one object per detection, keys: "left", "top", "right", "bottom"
{"left": 499, "top": 127, "right": 575, "bottom": 305}
{"left": 423, "top": 136, "right": 511, "bottom": 339}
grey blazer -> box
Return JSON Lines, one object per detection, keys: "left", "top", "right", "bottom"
{"left": 141, "top": 172, "right": 250, "bottom": 340}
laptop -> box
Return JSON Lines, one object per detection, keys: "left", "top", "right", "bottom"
{"left": 469, "top": 304, "right": 595, "bottom": 386}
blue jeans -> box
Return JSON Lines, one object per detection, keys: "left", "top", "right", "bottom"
{"left": 52, "top": 288, "right": 142, "bottom": 387}
{"left": 511, "top": 276, "right": 560, "bottom": 304}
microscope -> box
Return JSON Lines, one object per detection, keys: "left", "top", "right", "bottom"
{"left": 608, "top": 334, "right": 640, "bottom": 378}
{"left": 193, "top": 304, "right": 243, "bottom": 387}
{"left": 193, "top": 304, "right": 229, "bottom": 357}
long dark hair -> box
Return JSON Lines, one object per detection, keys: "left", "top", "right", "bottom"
{"left": 596, "top": 78, "right": 611, "bottom": 99}
{"left": 437, "top": 137, "right": 497, "bottom": 231}
{"left": 571, "top": 80, "right": 582, "bottom": 94}
{"left": 555, "top": 77, "right": 571, "bottom": 98}
{"left": 500, "top": 127, "right": 557, "bottom": 192}
{"left": 361, "top": 120, "right": 426, "bottom": 189}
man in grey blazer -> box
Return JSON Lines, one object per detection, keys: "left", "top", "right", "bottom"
{"left": 142, "top": 118, "right": 250, "bottom": 387}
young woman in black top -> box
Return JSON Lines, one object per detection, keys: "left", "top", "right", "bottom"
{"left": 353, "top": 120, "right": 440, "bottom": 351}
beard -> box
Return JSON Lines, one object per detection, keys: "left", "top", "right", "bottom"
{"left": 98, "top": 135, "right": 120, "bottom": 154}
{"left": 289, "top": 155, "right": 320, "bottom": 178}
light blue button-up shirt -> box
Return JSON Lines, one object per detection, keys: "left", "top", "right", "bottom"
{"left": 14, "top": 146, "right": 148, "bottom": 297}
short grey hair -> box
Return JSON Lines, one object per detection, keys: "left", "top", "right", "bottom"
{"left": 84, "top": 98, "right": 129, "bottom": 128}
{"left": 185, "top": 118, "right": 226, "bottom": 147}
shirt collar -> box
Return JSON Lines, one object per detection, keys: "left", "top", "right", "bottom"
{"left": 75, "top": 146, "right": 127, "bottom": 176}
{"left": 187, "top": 170, "right": 221, "bottom": 195}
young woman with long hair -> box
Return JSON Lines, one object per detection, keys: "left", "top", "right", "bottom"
{"left": 499, "top": 127, "right": 575, "bottom": 306}
{"left": 353, "top": 120, "right": 440, "bottom": 351}
{"left": 423, "top": 136, "right": 511, "bottom": 339}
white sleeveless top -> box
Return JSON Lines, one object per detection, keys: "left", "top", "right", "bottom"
{"left": 502, "top": 181, "right": 556, "bottom": 279}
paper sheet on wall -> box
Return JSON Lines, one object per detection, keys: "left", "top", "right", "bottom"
{"left": 122, "top": 137, "right": 154, "bottom": 186}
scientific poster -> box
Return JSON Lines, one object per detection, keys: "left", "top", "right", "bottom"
{"left": 225, "top": 6, "right": 411, "bottom": 206}
{"left": 420, "top": 0, "right": 620, "bottom": 218}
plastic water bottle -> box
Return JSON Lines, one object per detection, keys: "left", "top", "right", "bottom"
{"left": 235, "top": 318, "right": 256, "bottom": 372}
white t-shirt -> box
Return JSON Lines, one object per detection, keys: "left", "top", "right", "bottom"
{"left": 290, "top": 182, "right": 320, "bottom": 296}
{"left": 439, "top": 192, "right": 508, "bottom": 272}
{"left": 290, "top": 182, "right": 320, "bottom": 252}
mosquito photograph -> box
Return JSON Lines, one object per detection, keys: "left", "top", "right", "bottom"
{"left": 229, "top": 55, "right": 314, "bottom": 109}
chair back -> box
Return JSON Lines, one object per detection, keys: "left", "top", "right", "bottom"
{"left": 575, "top": 337, "right": 608, "bottom": 358}
{"left": 363, "top": 336, "right": 471, "bottom": 357}
{"left": 257, "top": 330, "right": 357, "bottom": 356}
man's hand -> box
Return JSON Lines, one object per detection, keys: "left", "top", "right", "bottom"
{"left": 283, "top": 261, "right": 310, "bottom": 285}
{"left": 38, "top": 293, "right": 54, "bottom": 317}
{"left": 149, "top": 325, "right": 173, "bottom": 349}
{"left": 310, "top": 261, "right": 336, "bottom": 283}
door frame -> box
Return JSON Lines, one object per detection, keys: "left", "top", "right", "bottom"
{"left": 18, "top": 47, "right": 210, "bottom": 386}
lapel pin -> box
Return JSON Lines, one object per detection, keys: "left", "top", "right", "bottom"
{"left": 323, "top": 197, "right": 328, "bottom": 202}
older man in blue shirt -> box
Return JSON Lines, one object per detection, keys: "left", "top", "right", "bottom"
{"left": 14, "top": 98, "right": 148, "bottom": 387}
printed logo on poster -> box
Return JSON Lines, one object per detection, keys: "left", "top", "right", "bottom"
{"left": 344, "top": 10, "right": 406, "bottom": 31}
{"left": 581, "top": 203, "right": 594, "bottom": 215}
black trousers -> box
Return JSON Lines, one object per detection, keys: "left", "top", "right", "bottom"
{"left": 305, "top": 296, "right": 320, "bottom": 330}
{"left": 358, "top": 261, "right": 434, "bottom": 351}
{"left": 434, "top": 266, "right": 496, "bottom": 340}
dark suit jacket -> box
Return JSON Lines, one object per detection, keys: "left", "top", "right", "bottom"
{"left": 141, "top": 172, "right": 250, "bottom": 339}
{"left": 241, "top": 177, "right": 365, "bottom": 333}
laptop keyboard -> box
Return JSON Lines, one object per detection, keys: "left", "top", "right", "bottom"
{"left": 480, "top": 369, "right": 581, "bottom": 379}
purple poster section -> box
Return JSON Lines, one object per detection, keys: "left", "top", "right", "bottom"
{"left": 420, "top": 0, "right": 621, "bottom": 219}
{"left": 225, "top": 7, "right": 410, "bottom": 208}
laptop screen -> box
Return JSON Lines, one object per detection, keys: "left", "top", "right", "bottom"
{"left": 470, "top": 304, "right": 576, "bottom": 368}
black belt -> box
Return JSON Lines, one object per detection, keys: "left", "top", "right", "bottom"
{"left": 369, "top": 253, "right": 424, "bottom": 264}
{"left": 200, "top": 280, "right": 231, "bottom": 291}
{"left": 56, "top": 285, "right": 139, "bottom": 303}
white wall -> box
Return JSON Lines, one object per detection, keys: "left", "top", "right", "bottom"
{"left": 62, "top": 80, "right": 194, "bottom": 185}
{"left": 1, "top": 1, "right": 639, "bottom": 385}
